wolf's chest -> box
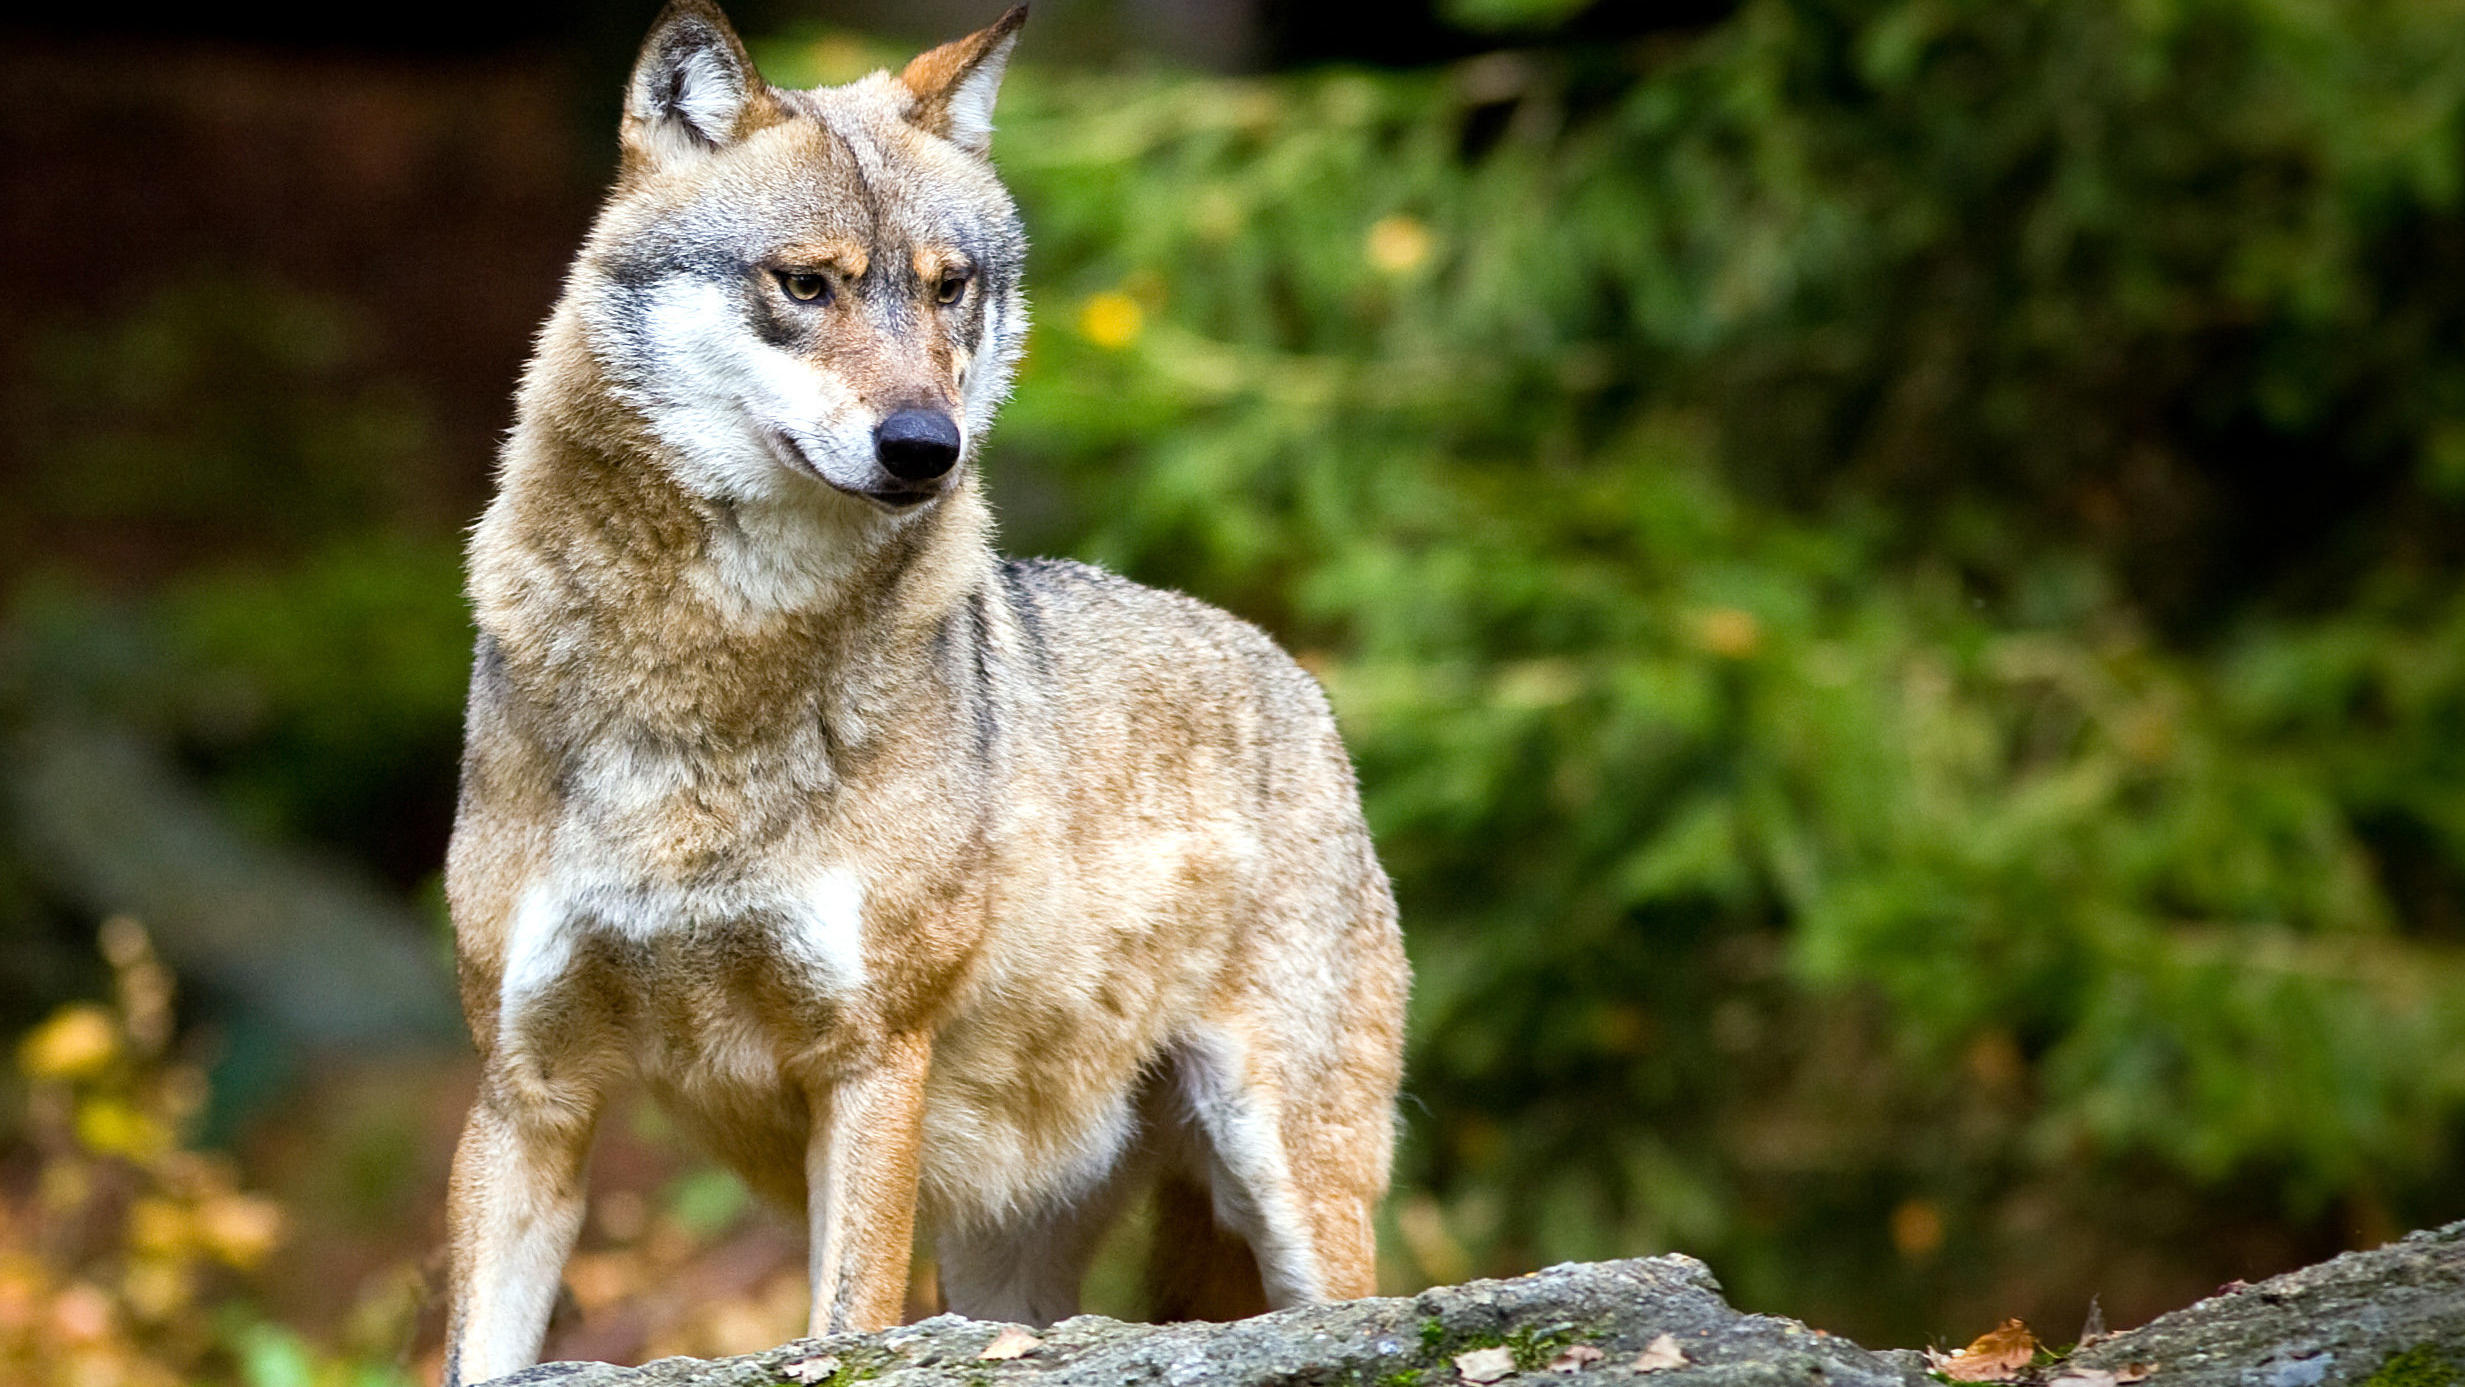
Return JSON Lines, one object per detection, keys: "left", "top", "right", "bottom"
{"left": 494, "top": 741, "right": 871, "bottom": 1074}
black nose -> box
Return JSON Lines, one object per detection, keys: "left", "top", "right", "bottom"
{"left": 875, "top": 409, "right": 962, "bottom": 483}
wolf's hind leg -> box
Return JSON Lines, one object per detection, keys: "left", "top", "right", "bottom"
{"left": 1275, "top": 1123, "right": 1380, "bottom": 1301}
{"left": 1166, "top": 1026, "right": 1361, "bottom": 1311}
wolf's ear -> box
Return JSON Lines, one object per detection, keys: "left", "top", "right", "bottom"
{"left": 897, "top": 6, "right": 1027, "bottom": 157}
{"left": 622, "top": 0, "right": 778, "bottom": 169}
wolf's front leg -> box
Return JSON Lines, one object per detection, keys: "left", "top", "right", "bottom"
{"left": 442, "top": 1075, "right": 602, "bottom": 1387}
{"left": 806, "top": 1032, "right": 933, "bottom": 1335}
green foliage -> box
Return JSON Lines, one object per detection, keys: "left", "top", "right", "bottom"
{"left": 6, "top": 535, "right": 472, "bottom": 887}
{"left": 3, "top": 276, "right": 470, "bottom": 884}
{"left": 1438, "top": 0, "right": 1599, "bottom": 35}
{"left": 157, "top": 538, "right": 470, "bottom": 868}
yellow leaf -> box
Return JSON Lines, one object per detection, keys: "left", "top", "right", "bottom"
{"left": 1078, "top": 292, "right": 1144, "bottom": 350}
{"left": 121, "top": 1259, "right": 191, "bottom": 1321}
{"left": 1934, "top": 1319, "right": 2037, "bottom": 1382}
{"left": 18, "top": 1006, "right": 119, "bottom": 1082}
{"left": 196, "top": 1193, "right": 284, "bottom": 1269}
{"left": 73, "top": 1097, "right": 166, "bottom": 1159}
{"left": 125, "top": 1198, "right": 194, "bottom": 1257}
{"left": 1689, "top": 607, "right": 1763, "bottom": 659}
{"left": 1366, "top": 214, "right": 1436, "bottom": 275}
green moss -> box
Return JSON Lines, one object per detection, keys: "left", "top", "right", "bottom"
{"left": 1410, "top": 1316, "right": 1592, "bottom": 1373}
{"left": 1379, "top": 1371, "right": 1428, "bottom": 1387}
{"left": 1503, "top": 1325, "right": 1581, "bottom": 1372}
{"left": 2361, "top": 1347, "right": 2464, "bottom": 1387}
{"left": 774, "top": 1353, "right": 885, "bottom": 1387}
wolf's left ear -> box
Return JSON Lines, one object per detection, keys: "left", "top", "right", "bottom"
{"left": 898, "top": 6, "right": 1028, "bottom": 157}
{"left": 623, "top": 0, "right": 779, "bottom": 169}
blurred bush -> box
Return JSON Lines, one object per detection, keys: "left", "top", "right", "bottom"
{"left": 5, "top": 278, "right": 433, "bottom": 584}
{"left": 0, "top": 918, "right": 418, "bottom": 1387}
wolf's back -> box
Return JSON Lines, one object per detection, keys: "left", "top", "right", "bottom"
{"left": 989, "top": 556, "right": 1354, "bottom": 786}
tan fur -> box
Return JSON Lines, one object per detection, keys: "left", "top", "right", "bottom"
{"left": 439, "top": 7, "right": 1407, "bottom": 1383}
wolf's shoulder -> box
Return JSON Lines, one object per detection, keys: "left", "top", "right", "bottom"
{"left": 998, "top": 556, "right": 1272, "bottom": 651}
{"left": 993, "top": 557, "right": 1324, "bottom": 707}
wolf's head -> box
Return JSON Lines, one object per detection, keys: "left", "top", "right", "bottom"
{"left": 571, "top": 1, "right": 1029, "bottom": 518}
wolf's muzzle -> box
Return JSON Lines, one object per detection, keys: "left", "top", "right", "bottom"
{"left": 876, "top": 409, "right": 963, "bottom": 484}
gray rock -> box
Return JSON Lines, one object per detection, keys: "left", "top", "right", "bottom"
{"left": 487, "top": 1221, "right": 2465, "bottom": 1387}
{"left": 2070, "top": 1219, "right": 2465, "bottom": 1387}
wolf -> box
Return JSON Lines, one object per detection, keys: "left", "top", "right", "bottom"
{"left": 439, "top": 4, "right": 1410, "bottom": 1382}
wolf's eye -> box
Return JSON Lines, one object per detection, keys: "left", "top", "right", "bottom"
{"left": 936, "top": 272, "right": 970, "bottom": 306}
{"left": 781, "top": 272, "right": 830, "bottom": 304}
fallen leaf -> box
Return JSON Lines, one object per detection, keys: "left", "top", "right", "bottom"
{"left": 1933, "top": 1319, "right": 2037, "bottom": 1383}
{"left": 1457, "top": 1346, "right": 1518, "bottom": 1383}
{"left": 1630, "top": 1334, "right": 1689, "bottom": 1373}
{"left": 781, "top": 1354, "right": 841, "bottom": 1384}
{"left": 980, "top": 1328, "right": 1042, "bottom": 1361}
{"left": 1549, "top": 1345, "right": 1606, "bottom": 1373}
{"left": 2116, "top": 1365, "right": 2153, "bottom": 1383}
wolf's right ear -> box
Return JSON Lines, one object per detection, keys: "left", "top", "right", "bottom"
{"left": 622, "top": 0, "right": 779, "bottom": 171}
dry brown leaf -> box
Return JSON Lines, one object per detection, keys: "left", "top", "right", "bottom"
{"left": 979, "top": 1327, "right": 1042, "bottom": 1361}
{"left": 1457, "top": 1346, "right": 1518, "bottom": 1383}
{"left": 1933, "top": 1319, "right": 2037, "bottom": 1383}
{"left": 781, "top": 1354, "right": 841, "bottom": 1384}
{"left": 1548, "top": 1344, "right": 1606, "bottom": 1373}
{"left": 1630, "top": 1334, "right": 1689, "bottom": 1373}
{"left": 2116, "top": 1365, "right": 2153, "bottom": 1382}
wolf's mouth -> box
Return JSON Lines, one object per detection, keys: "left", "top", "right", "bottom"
{"left": 854, "top": 487, "right": 943, "bottom": 509}
{"left": 766, "top": 428, "right": 829, "bottom": 482}
{"left": 768, "top": 428, "right": 948, "bottom": 511}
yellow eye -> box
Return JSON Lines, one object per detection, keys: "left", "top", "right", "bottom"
{"left": 936, "top": 272, "right": 970, "bottom": 306}
{"left": 782, "top": 272, "right": 829, "bottom": 303}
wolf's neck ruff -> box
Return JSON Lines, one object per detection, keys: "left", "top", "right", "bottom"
{"left": 476, "top": 316, "right": 996, "bottom": 759}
